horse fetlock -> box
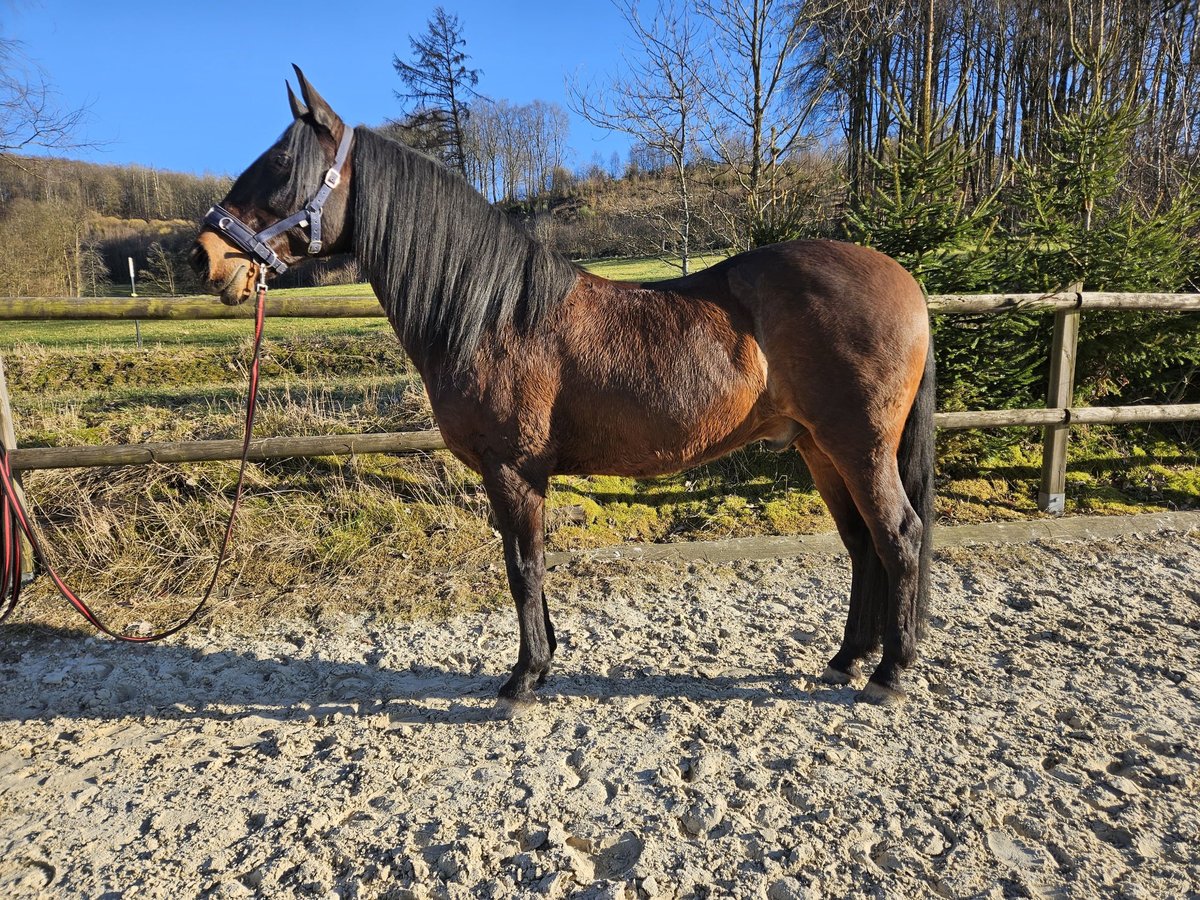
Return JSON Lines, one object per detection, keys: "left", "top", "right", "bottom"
{"left": 865, "top": 657, "right": 907, "bottom": 699}
{"left": 883, "top": 631, "right": 919, "bottom": 669}
{"left": 826, "top": 646, "right": 867, "bottom": 675}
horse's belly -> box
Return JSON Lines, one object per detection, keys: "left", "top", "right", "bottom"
{"left": 556, "top": 383, "right": 783, "bottom": 477}
{"left": 558, "top": 322, "right": 787, "bottom": 475}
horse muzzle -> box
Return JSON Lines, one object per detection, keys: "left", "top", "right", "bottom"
{"left": 215, "top": 261, "right": 256, "bottom": 305}
{"left": 191, "top": 232, "right": 256, "bottom": 305}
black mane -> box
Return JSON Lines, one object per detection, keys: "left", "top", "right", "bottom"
{"left": 350, "top": 126, "right": 579, "bottom": 371}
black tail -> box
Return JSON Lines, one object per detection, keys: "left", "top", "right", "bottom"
{"left": 897, "top": 331, "right": 936, "bottom": 635}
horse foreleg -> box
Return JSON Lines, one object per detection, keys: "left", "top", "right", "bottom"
{"left": 482, "top": 462, "right": 554, "bottom": 702}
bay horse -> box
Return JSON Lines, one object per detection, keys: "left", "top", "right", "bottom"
{"left": 191, "top": 69, "right": 935, "bottom": 706}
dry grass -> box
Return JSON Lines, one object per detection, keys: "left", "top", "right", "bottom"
{"left": 6, "top": 328, "right": 508, "bottom": 633}
{"left": 15, "top": 445, "right": 510, "bottom": 635}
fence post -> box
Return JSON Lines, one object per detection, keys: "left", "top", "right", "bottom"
{"left": 0, "top": 353, "right": 35, "bottom": 574}
{"left": 1038, "top": 281, "right": 1083, "bottom": 514}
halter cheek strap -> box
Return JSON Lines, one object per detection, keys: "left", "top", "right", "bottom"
{"left": 204, "top": 125, "right": 354, "bottom": 275}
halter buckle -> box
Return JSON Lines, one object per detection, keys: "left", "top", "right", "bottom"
{"left": 323, "top": 168, "right": 341, "bottom": 189}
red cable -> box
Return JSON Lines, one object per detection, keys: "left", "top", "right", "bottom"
{"left": 0, "top": 285, "right": 267, "bottom": 641}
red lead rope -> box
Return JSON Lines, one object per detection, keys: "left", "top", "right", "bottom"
{"left": 0, "top": 283, "right": 267, "bottom": 641}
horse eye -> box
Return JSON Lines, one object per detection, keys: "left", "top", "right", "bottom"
{"left": 270, "top": 153, "right": 291, "bottom": 172}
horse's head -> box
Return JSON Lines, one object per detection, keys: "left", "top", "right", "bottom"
{"left": 190, "top": 66, "right": 354, "bottom": 304}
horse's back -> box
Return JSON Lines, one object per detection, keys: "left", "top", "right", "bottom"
{"left": 656, "top": 239, "right": 925, "bottom": 324}
{"left": 447, "top": 240, "right": 928, "bottom": 477}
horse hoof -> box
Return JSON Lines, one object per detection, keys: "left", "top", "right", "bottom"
{"left": 820, "top": 665, "right": 858, "bottom": 686}
{"left": 856, "top": 680, "right": 905, "bottom": 707}
{"left": 494, "top": 694, "right": 537, "bottom": 719}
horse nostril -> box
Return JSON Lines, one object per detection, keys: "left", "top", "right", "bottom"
{"left": 189, "top": 243, "right": 209, "bottom": 277}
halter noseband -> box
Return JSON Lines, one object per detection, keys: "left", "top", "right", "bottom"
{"left": 204, "top": 125, "right": 354, "bottom": 275}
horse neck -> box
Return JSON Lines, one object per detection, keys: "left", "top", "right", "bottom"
{"left": 348, "top": 127, "right": 578, "bottom": 379}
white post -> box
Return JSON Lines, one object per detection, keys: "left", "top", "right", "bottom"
{"left": 128, "top": 257, "right": 142, "bottom": 349}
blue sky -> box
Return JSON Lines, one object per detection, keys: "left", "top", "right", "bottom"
{"left": 5, "top": 0, "right": 635, "bottom": 176}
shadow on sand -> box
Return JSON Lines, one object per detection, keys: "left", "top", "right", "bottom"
{"left": 0, "top": 624, "right": 857, "bottom": 727}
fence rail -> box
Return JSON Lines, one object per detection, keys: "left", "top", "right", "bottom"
{"left": 0, "top": 295, "right": 382, "bottom": 320}
{"left": 3, "top": 289, "right": 1200, "bottom": 320}
{"left": 2, "top": 289, "right": 1199, "bottom": 515}
{"left": 6, "top": 404, "right": 1200, "bottom": 473}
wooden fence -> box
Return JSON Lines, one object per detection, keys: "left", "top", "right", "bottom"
{"left": 2, "top": 288, "right": 1199, "bottom": 518}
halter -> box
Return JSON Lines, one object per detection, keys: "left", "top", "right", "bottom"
{"left": 203, "top": 125, "right": 354, "bottom": 274}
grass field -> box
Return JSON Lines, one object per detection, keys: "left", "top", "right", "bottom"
{"left": 578, "top": 252, "right": 729, "bottom": 282}
{"left": 0, "top": 257, "right": 722, "bottom": 351}
{"left": 3, "top": 259, "right": 1197, "bottom": 629}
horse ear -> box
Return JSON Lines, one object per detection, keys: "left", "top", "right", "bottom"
{"left": 286, "top": 81, "right": 308, "bottom": 120}
{"left": 291, "top": 64, "right": 343, "bottom": 135}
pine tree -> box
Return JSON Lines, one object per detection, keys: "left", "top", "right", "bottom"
{"left": 844, "top": 117, "right": 1052, "bottom": 447}
{"left": 846, "top": 123, "right": 997, "bottom": 293}
{"left": 392, "top": 7, "right": 481, "bottom": 177}
{"left": 1002, "top": 100, "right": 1200, "bottom": 404}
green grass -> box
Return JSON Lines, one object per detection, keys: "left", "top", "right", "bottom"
{"left": 1, "top": 282, "right": 384, "bottom": 349}
{"left": 1, "top": 319, "right": 396, "bottom": 352}
{"left": 578, "top": 253, "right": 728, "bottom": 282}
{"left": 270, "top": 283, "right": 377, "bottom": 298}
{"left": 0, "top": 258, "right": 719, "bottom": 351}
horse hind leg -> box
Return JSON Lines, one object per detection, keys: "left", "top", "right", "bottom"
{"left": 538, "top": 588, "right": 556, "bottom": 687}
{"left": 794, "top": 435, "right": 885, "bottom": 684}
{"left": 837, "top": 457, "right": 925, "bottom": 704}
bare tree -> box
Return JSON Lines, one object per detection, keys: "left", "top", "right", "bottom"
{"left": 461, "top": 99, "right": 570, "bottom": 203}
{"left": 0, "top": 197, "right": 89, "bottom": 295}
{"left": 525, "top": 100, "right": 571, "bottom": 197}
{"left": 138, "top": 241, "right": 179, "bottom": 296}
{"left": 793, "top": 0, "right": 1200, "bottom": 198}
{"left": 79, "top": 237, "right": 109, "bottom": 297}
{"left": 570, "top": 0, "right": 704, "bottom": 272}
{"left": 0, "top": 38, "right": 91, "bottom": 155}
{"left": 694, "top": 0, "right": 821, "bottom": 248}
{"left": 392, "top": 7, "right": 482, "bottom": 178}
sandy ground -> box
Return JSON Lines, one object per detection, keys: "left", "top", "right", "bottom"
{"left": 1, "top": 528, "right": 1198, "bottom": 900}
